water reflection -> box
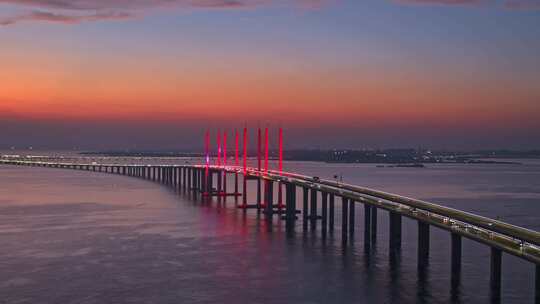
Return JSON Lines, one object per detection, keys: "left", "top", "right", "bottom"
{"left": 0, "top": 164, "right": 537, "bottom": 303}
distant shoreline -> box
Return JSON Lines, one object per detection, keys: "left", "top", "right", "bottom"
{"left": 77, "top": 151, "right": 525, "bottom": 165}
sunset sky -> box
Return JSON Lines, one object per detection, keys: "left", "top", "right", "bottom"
{"left": 1, "top": 0, "right": 539, "bottom": 150}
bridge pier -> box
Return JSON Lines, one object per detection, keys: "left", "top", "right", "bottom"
{"left": 321, "top": 192, "right": 328, "bottom": 237}
{"left": 234, "top": 172, "right": 239, "bottom": 195}
{"left": 389, "top": 212, "right": 402, "bottom": 252}
{"left": 349, "top": 199, "right": 355, "bottom": 238}
{"left": 310, "top": 189, "right": 317, "bottom": 230}
{"left": 187, "top": 168, "right": 191, "bottom": 190}
{"left": 223, "top": 171, "right": 227, "bottom": 196}
{"left": 264, "top": 179, "right": 274, "bottom": 216}
{"left": 302, "top": 187, "right": 309, "bottom": 231}
{"left": 183, "top": 168, "right": 187, "bottom": 191}
{"left": 257, "top": 176, "right": 262, "bottom": 209}
{"left": 329, "top": 194, "right": 335, "bottom": 232}
{"left": 418, "top": 221, "right": 430, "bottom": 268}
{"left": 364, "top": 204, "right": 372, "bottom": 248}
{"left": 285, "top": 183, "right": 297, "bottom": 232}
{"left": 451, "top": 233, "right": 462, "bottom": 294}
{"left": 534, "top": 264, "right": 540, "bottom": 304}
{"left": 194, "top": 169, "right": 199, "bottom": 192}
{"left": 173, "top": 167, "right": 178, "bottom": 187}
{"left": 242, "top": 173, "right": 247, "bottom": 207}
{"left": 342, "top": 197, "right": 349, "bottom": 245}
{"left": 371, "top": 207, "right": 377, "bottom": 243}
{"left": 490, "top": 247, "right": 502, "bottom": 302}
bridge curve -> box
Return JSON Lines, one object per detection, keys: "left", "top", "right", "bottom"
{"left": 1, "top": 158, "right": 539, "bottom": 302}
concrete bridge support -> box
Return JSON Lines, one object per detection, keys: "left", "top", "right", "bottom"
{"left": 329, "top": 194, "right": 335, "bottom": 232}
{"left": 264, "top": 180, "right": 274, "bottom": 216}
{"left": 310, "top": 189, "right": 317, "bottom": 230}
{"left": 490, "top": 248, "right": 502, "bottom": 302}
{"left": 285, "top": 183, "right": 297, "bottom": 231}
{"left": 451, "top": 233, "right": 462, "bottom": 293}
{"left": 371, "top": 207, "right": 377, "bottom": 243}
{"left": 364, "top": 205, "right": 372, "bottom": 248}
{"left": 389, "top": 212, "right": 402, "bottom": 253}
{"left": 321, "top": 192, "right": 328, "bottom": 237}
{"left": 342, "top": 197, "right": 349, "bottom": 245}
{"left": 348, "top": 200, "right": 355, "bottom": 238}
{"left": 302, "top": 187, "right": 309, "bottom": 231}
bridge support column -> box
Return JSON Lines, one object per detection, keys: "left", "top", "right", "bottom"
{"left": 186, "top": 168, "right": 193, "bottom": 191}
{"left": 321, "top": 192, "right": 328, "bottom": 237}
{"left": 364, "top": 204, "right": 372, "bottom": 248}
{"left": 302, "top": 187, "right": 309, "bottom": 231}
{"left": 223, "top": 171, "right": 227, "bottom": 195}
{"left": 285, "top": 183, "right": 297, "bottom": 232}
{"left": 349, "top": 199, "right": 355, "bottom": 238}
{"left": 490, "top": 248, "right": 502, "bottom": 302}
{"left": 192, "top": 168, "right": 196, "bottom": 191}
{"left": 371, "top": 207, "right": 377, "bottom": 243}
{"left": 217, "top": 170, "right": 223, "bottom": 194}
{"left": 183, "top": 168, "right": 187, "bottom": 191}
{"left": 310, "top": 189, "right": 317, "bottom": 230}
{"left": 451, "top": 233, "right": 462, "bottom": 292}
{"left": 342, "top": 197, "right": 349, "bottom": 245}
{"left": 197, "top": 168, "right": 201, "bottom": 192}
{"left": 242, "top": 173, "right": 247, "bottom": 208}
{"left": 265, "top": 180, "right": 274, "bottom": 216}
{"left": 534, "top": 264, "right": 540, "bottom": 304}
{"left": 418, "top": 221, "right": 430, "bottom": 268}
{"left": 257, "top": 176, "right": 261, "bottom": 209}
{"left": 389, "top": 212, "right": 402, "bottom": 252}
{"left": 329, "top": 194, "right": 335, "bottom": 232}
{"left": 234, "top": 172, "right": 238, "bottom": 195}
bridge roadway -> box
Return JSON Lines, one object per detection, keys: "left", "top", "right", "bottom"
{"left": 1, "top": 158, "right": 539, "bottom": 302}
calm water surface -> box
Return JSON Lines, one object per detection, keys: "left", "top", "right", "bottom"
{"left": 1, "top": 158, "right": 539, "bottom": 303}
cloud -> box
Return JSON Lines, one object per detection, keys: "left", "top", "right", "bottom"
{"left": 394, "top": 0, "right": 491, "bottom": 6}
{"left": 0, "top": 0, "right": 327, "bottom": 26}
{"left": 504, "top": 0, "right": 540, "bottom": 9}
{"left": 394, "top": 0, "right": 540, "bottom": 9}
{"left": 0, "top": 10, "right": 132, "bottom": 25}
{"left": 0, "top": 0, "right": 262, "bottom": 10}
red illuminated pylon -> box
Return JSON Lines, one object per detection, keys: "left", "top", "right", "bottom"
{"left": 278, "top": 127, "right": 283, "bottom": 208}
{"left": 223, "top": 131, "right": 227, "bottom": 166}
{"left": 264, "top": 127, "right": 269, "bottom": 174}
{"left": 235, "top": 129, "right": 239, "bottom": 167}
{"left": 243, "top": 127, "right": 247, "bottom": 175}
{"left": 242, "top": 126, "right": 248, "bottom": 207}
{"left": 279, "top": 127, "right": 283, "bottom": 173}
{"left": 257, "top": 127, "right": 261, "bottom": 173}
{"left": 205, "top": 130, "right": 210, "bottom": 194}
{"left": 217, "top": 130, "right": 221, "bottom": 167}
